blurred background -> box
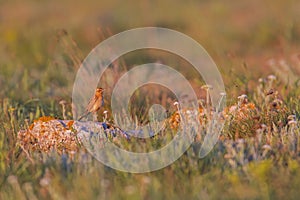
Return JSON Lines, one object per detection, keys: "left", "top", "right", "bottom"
{"left": 0, "top": 0, "right": 300, "bottom": 105}
{"left": 1, "top": 1, "right": 300, "bottom": 199}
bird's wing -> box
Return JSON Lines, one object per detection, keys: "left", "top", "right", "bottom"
{"left": 86, "top": 96, "right": 98, "bottom": 113}
{"left": 78, "top": 96, "right": 98, "bottom": 120}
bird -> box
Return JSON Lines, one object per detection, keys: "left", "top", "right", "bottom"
{"left": 78, "top": 87, "right": 104, "bottom": 121}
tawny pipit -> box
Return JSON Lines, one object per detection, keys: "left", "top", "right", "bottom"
{"left": 78, "top": 88, "right": 104, "bottom": 121}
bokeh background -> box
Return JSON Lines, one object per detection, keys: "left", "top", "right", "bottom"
{"left": 1, "top": 0, "right": 300, "bottom": 101}
{"left": 1, "top": 1, "right": 300, "bottom": 199}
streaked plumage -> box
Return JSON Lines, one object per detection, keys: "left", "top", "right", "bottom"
{"left": 78, "top": 88, "right": 104, "bottom": 121}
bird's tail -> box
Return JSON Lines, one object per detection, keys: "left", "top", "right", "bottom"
{"left": 78, "top": 112, "right": 89, "bottom": 121}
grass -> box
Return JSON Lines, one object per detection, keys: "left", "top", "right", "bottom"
{"left": 1, "top": 0, "right": 300, "bottom": 199}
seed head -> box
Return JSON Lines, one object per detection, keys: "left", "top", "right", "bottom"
{"left": 201, "top": 84, "right": 213, "bottom": 90}
{"left": 220, "top": 92, "right": 226, "bottom": 97}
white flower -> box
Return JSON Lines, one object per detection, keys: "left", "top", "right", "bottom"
{"left": 201, "top": 84, "right": 213, "bottom": 90}
{"left": 267, "top": 75, "right": 276, "bottom": 81}
{"left": 258, "top": 78, "right": 264, "bottom": 83}
{"left": 262, "top": 144, "right": 272, "bottom": 150}
{"left": 237, "top": 94, "right": 247, "bottom": 100}
{"left": 261, "top": 124, "right": 267, "bottom": 129}
{"left": 288, "top": 120, "right": 297, "bottom": 126}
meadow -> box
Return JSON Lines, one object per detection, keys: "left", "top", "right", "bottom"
{"left": 1, "top": 0, "right": 300, "bottom": 199}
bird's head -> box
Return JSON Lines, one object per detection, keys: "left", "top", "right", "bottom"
{"left": 95, "top": 87, "right": 104, "bottom": 96}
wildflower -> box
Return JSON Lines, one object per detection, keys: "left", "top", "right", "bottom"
{"left": 246, "top": 103, "right": 256, "bottom": 110}
{"left": 288, "top": 120, "right": 297, "bottom": 126}
{"left": 220, "top": 92, "right": 226, "bottom": 97}
{"left": 237, "top": 94, "right": 248, "bottom": 105}
{"left": 173, "top": 101, "right": 180, "bottom": 112}
{"left": 267, "top": 74, "right": 276, "bottom": 81}
{"left": 103, "top": 110, "right": 108, "bottom": 122}
{"left": 238, "top": 94, "right": 247, "bottom": 100}
{"left": 288, "top": 115, "right": 296, "bottom": 121}
{"left": 258, "top": 78, "right": 264, "bottom": 83}
{"left": 237, "top": 138, "right": 245, "bottom": 144}
{"left": 261, "top": 124, "right": 268, "bottom": 130}
{"left": 262, "top": 144, "right": 272, "bottom": 150}
{"left": 201, "top": 84, "right": 213, "bottom": 90}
